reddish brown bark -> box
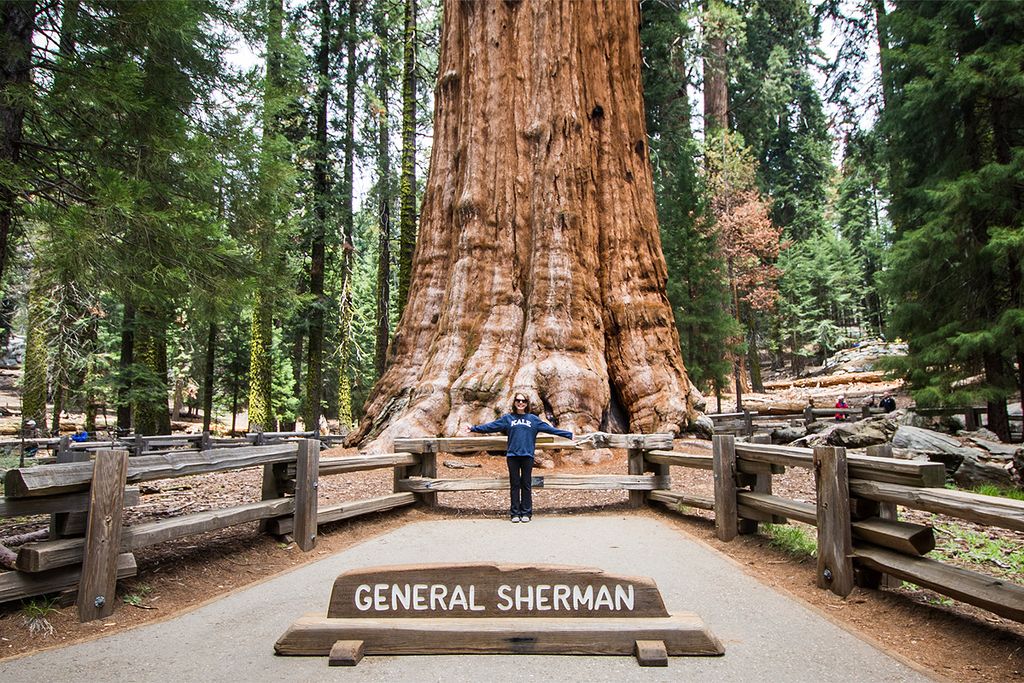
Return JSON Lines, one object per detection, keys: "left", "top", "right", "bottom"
{"left": 350, "top": 0, "right": 699, "bottom": 450}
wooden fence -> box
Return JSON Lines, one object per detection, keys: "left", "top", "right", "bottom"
{"left": 0, "top": 439, "right": 414, "bottom": 621}
{"left": 2, "top": 430, "right": 1022, "bottom": 626}
{"left": 710, "top": 406, "right": 1023, "bottom": 439}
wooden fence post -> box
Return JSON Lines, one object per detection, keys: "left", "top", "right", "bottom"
{"left": 77, "top": 449, "right": 130, "bottom": 622}
{"left": 804, "top": 406, "right": 814, "bottom": 425}
{"left": 859, "top": 444, "right": 900, "bottom": 589}
{"left": 200, "top": 430, "right": 211, "bottom": 452}
{"left": 712, "top": 435, "right": 738, "bottom": 541}
{"left": 51, "top": 437, "right": 90, "bottom": 539}
{"left": 419, "top": 451, "right": 437, "bottom": 507}
{"left": 743, "top": 410, "right": 753, "bottom": 437}
{"left": 293, "top": 439, "right": 319, "bottom": 552}
{"left": 627, "top": 445, "right": 644, "bottom": 509}
{"left": 965, "top": 408, "right": 979, "bottom": 431}
{"left": 259, "top": 458, "right": 291, "bottom": 534}
{"left": 813, "top": 446, "right": 854, "bottom": 597}
{"left": 862, "top": 405, "right": 871, "bottom": 420}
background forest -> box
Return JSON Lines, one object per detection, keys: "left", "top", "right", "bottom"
{"left": 0, "top": 0, "right": 1021, "bottom": 440}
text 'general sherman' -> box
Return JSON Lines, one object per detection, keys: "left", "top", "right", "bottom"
{"left": 353, "top": 582, "right": 636, "bottom": 614}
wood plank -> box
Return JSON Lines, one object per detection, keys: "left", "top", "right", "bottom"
{"left": 814, "top": 446, "right": 854, "bottom": 598}
{"left": 393, "top": 435, "right": 574, "bottom": 454}
{"left": 628, "top": 448, "right": 644, "bottom": 508}
{"left": 847, "top": 480, "right": 1024, "bottom": 533}
{"left": 77, "top": 450, "right": 129, "bottom": 622}
{"left": 17, "top": 498, "right": 296, "bottom": 572}
{"left": 316, "top": 453, "right": 418, "bottom": 476}
{"left": 275, "top": 614, "right": 725, "bottom": 656}
{"left": 293, "top": 439, "right": 319, "bottom": 552}
{"left": 850, "top": 517, "right": 935, "bottom": 556}
{"left": 4, "top": 444, "right": 299, "bottom": 498}
{"left": 396, "top": 474, "right": 667, "bottom": 492}
{"left": 646, "top": 451, "right": 713, "bottom": 470}
{"left": 0, "top": 488, "right": 140, "bottom": 517}
{"left": 258, "top": 461, "right": 290, "bottom": 534}
{"left": 853, "top": 545, "right": 1024, "bottom": 622}
{"left": 736, "top": 492, "right": 815, "bottom": 525}
{"left": 0, "top": 553, "right": 136, "bottom": 605}
{"left": 416, "top": 452, "right": 438, "bottom": 507}
{"left": 635, "top": 639, "right": 668, "bottom": 667}
{"left": 648, "top": 490, "right": 714, "bottom": 511}
{"left": 712, "top": 435, "right": 738, "bottom": 542}
{"left": 329, "top": 640, "right": 365, "bottom": 666}
{"left": 268, "top": 493, "right": 416, "bottom": 535}
{"left": 392, "top": 433, "right": 673, "bottom": 454}
{"left": 737, "top": 442, "right": 945, "bottom": 486}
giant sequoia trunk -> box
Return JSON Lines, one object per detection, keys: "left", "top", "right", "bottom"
{"left": 350, "top": 0, "right": 700, "bottom": 449}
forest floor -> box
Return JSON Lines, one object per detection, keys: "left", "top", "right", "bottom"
{"left": 0, "top": 440, "right": 1022, "bottom": 681}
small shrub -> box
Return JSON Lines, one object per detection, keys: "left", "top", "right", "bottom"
{"left": 932, "top": 522, "right": 1024, "bottom": 577}
{"left": 762, "top": 523, "right": 817, "bottom": 558}
{"left": 971, "top": 484, "right": 1024, "bottom": 502}
{"left": 21, "top": 597, "right": 58, "bottom": 637}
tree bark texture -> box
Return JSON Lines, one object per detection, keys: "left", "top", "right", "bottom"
{"left": 304, "top": 0, "right": 331, "bottom": 432}
{"left": 335, "top": 0, "right": 358, "bottom": 429}
{"left": 22, "top": 276, "right": 47, "bottom": 430}
{"left": 0, "top": 0, "right": 34, "bottom": 287}
{"left": 397, "top": 0, "right": 418, "bottom": 318}
{"left": 350, "top": 0, "right": 698, "bottom": 449}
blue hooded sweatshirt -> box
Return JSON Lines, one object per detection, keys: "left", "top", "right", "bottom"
{"left": 469, "top": 413, "right": 572, "bottom": 458}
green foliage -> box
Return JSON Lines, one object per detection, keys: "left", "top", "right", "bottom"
{"left": 932, "top": 521, "right": 1024, "bottom": 578}
{"left": 642, "top": 1, "right": 738, "bottom": 392}
{"left": 20, "top": 597, "right": 58, "bottom": 637}
{"left": 762, "top": 523, "right": 817, "bottom": 558}
{"left": 969, "top": 484, "right": 1024, "bottom": 502}
{"left": 882, "top": 0, "right": 1024, "bottom": 413}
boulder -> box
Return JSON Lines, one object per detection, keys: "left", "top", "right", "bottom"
{"left": 953, "top": 449, "right": 1016, "bottom": 489}
{"left": 692, "top": 414, "right": 715, "bottom": 439}
{"left": 771, "top": 425, "right": 807, "bottom": 445}
{"left": 892, "top": 425, "right": 972, "bottom": 472}
{"left": 827, "top": 417, "right": 898, "bottom": 449}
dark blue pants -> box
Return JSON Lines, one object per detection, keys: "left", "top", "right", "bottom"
{"left": 506, "top": 456, "right": 534, "bottom": 517}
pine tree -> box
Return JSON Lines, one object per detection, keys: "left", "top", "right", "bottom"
{"left": 396, "top": 0, "right": 417, "bottom": 319}
{"left": 641, "top": 0, "right": 735, "bottom": 396}
{"left": 883, "top": 0, "right": 1024, "bottom": 440}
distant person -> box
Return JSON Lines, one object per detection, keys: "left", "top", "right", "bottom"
{"left": 835, "top": 395, "right": 849, "bottom": 421}
{"left": 71, "top": 428, "right": 89, "bottom": 443}
{"left": 466, "top": 393, "right": 572, "bottom": 523}
{"left": 880, "top": 392, "right": 897, "bottom": 413}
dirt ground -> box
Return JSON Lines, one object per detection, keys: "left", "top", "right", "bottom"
{"left": 1, "top": 441, "right": 1022, "bottom": 682}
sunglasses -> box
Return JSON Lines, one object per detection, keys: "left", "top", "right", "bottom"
{"left": 514, "top": 398, "right": 527, "bottom": 403}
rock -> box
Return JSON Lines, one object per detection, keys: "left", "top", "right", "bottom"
{"left": 691, "top": 415, "right": 715, "bottom": 438}
{"left": 443, "top": 460, "right": 481, "bottom": 469}
{"left": 953, "top": 449, "right": 1016, "bottom": 489}
{"left": 892, "top": 425, "right": 970, "bottom": 473}
{"left": 968, "top": 427, "right": 1001, "bottom": 441}
{"left": 581, "top": 449, "right": 613, "bottom": 466}
{"left": 827, "top": 417, "right": 898, "bottom": 449}
{"left": 534, "top": 457, "right": 556, "bottom": 469}
{"left": 771, "top": 426, "right": 806, "bottom": 445}
{"left": 891, "top": 425, "right": 1023, "bottom": 488}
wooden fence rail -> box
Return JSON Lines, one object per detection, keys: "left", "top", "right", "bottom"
{"left": 648, "top": 436, "right": 1024, "bottom": 623}
{"left": 3, "top": 429, "right": 1022, "bottom": 627}
{"left": 0, "top": 441, "right": 420, "bottom": 618}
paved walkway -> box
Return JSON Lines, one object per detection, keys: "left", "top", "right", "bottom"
{"left": 0, "top": 516, "right": 932, "bottom": 682}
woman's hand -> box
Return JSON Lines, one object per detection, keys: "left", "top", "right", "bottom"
{"left": 464, "top": 425, "right": 473, "bottom": 434}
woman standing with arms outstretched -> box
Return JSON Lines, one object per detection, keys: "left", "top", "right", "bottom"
{"left": 466, "top": 393, "right": 573, "bottom": 523}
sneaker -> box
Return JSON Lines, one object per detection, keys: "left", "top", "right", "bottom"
{"left": 521, "top": 516, "right": 531, "bottom": 523}
{"left": 511, "top": 516, "right": 521, "bottom": 523}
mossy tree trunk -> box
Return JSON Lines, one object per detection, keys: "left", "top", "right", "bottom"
{"left": 335, "top": 0, "right": 358, "bottom": 431}
{"left": 396, "top": 0, "right": 417, "bottom": 318}
{"left": 350, "top": 0, "right": 699, "bottom": 449}
{"left": 22, "top": 276, "right": 47, "bottom": 431}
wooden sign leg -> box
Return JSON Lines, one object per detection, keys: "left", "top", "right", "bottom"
{"left": 634, "top": 640, "right": 668, "bottom": 667}
{"left": 329, "top": 640, "right": 365, "bottom": 666}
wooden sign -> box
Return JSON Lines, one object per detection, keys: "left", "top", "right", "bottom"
{"left": 328, "top": 563, "right": 668, "bottom": 618}
{"left": 275, "top": 563, "right": 724, "bottom": 667}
